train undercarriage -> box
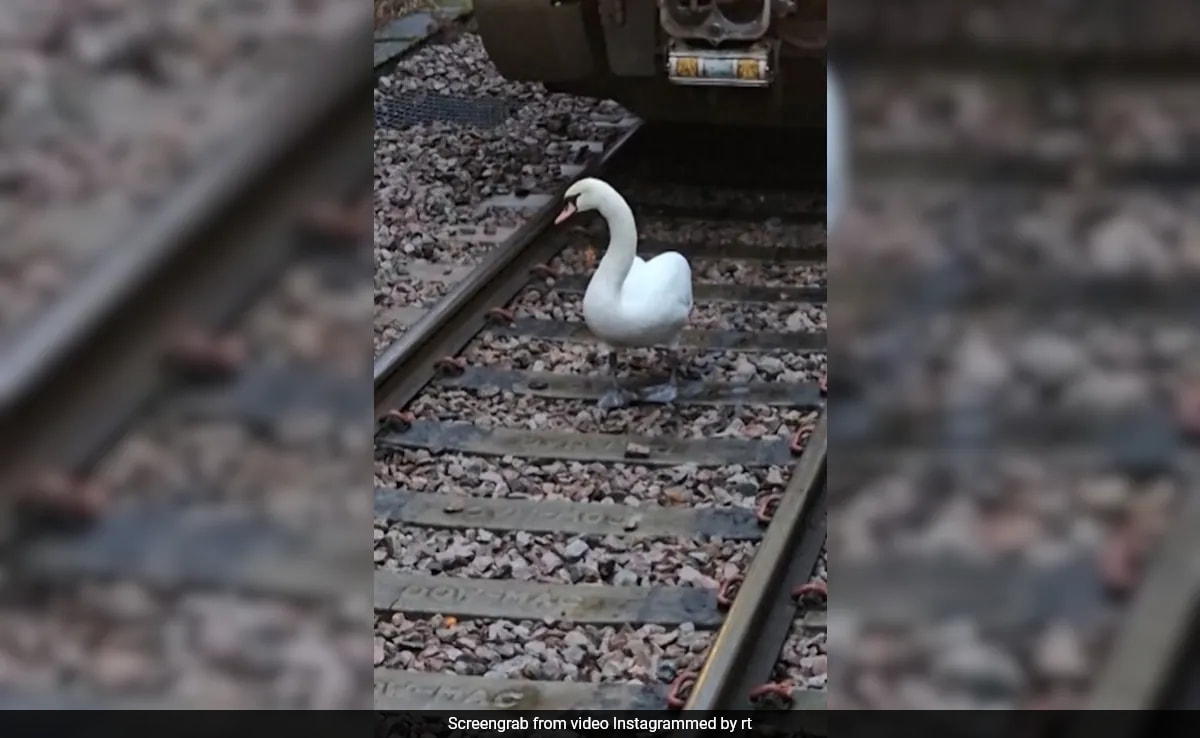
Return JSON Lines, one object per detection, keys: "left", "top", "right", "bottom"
{"left": 475, "top": 0, "right": 826, "bottom": 127}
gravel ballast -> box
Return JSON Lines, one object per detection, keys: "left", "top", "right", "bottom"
{"left": 406, "top": 389, "right": 820, "bottom": 440}
{"left": 832, "top": 57, "right": 1200, "bottom": 707}
{"left": 0, "top": 245, "right": 371, "bottom": 705}
{"left": 0, "top": 584, "right": 365, "bottom": 709}
{"left": 377, "top": 613, "right": 714, "bottom": 684}
{"left": 376, "top": 451, "right": 788, "bottom": 508}
{"left": 546, "top": 250, "right": 826, "bottom": 288}
{"left": 463, "top": 335, "right": 827, "bottom": 385}
{"left": 373, "top": 32, "right": 632, "bottom": 353}
{"left": 373, "top": 28, "right": 827, "bottom": 698}
{"left": 509, "top": 287, "right": 827, "bottom": 333}
{"left": 376, "top": 526, "right": 754, "bottom": 589}
{"left": 0, "top": 0, "right": 363, "bottom": 339}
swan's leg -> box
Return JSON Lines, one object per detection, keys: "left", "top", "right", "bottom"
{"left": 641, "top": 347, "right": 680, "bottom": 404}
{"left": 598, "top": 349, "right": 631, "bottom": 410}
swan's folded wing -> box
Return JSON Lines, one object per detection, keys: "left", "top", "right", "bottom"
{"left": 623, "top": 253, "right": 692, "bottom": 317}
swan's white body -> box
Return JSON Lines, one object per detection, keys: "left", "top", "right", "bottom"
{"left": 584, "top": 251, "right": 693, "bottom": 348}
{"left": 827, "top": 67, "right": 848, "bottom": 233}
{"left": 554, "top": 177, "right": 693, "bottom": 408}
{"left": 567, "top": 180, "right": 692, "bottom": 349}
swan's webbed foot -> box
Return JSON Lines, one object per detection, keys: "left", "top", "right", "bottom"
{"left": 640, "top": 382, "right": 678, "bottom": 404}
{"left": 640, "top": 347, "right": 683, "bottom": 404}
{"left": 596, "top": 350, "right": 631, "bottom": 410}
{"left": 598, "top": 388, "right": 633, "bottom": 411}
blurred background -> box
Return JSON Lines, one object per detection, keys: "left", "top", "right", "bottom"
{"left": 8, "top": 0, "right": 1200, "bottom": 718}
{"left": 829, "top": 0, "right": 1200, "bottom": 716}
{"left": 0, "top": 0, "right": 372, "bottom": 708}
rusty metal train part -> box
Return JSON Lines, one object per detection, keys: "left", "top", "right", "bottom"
{"left": 474, "top": 0, "right": 826, "bottom": 126}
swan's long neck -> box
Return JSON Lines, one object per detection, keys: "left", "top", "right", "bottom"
{"left": 592, "top": 189, "right": 638, "bottom": 293}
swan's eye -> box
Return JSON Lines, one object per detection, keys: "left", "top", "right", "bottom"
{"left": 565, "top": 194, "right": 580, "bottom": 207}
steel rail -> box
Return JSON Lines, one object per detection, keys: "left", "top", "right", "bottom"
{"left": 372, "top": 123, "right": 643, "bottom": 414}
{"left": 1076, "top": 485, "right": 1200, "bottom": 717}
{"left": 838, "top": 19, "right": 1200, "bottom": 718}
{"left": 0, "top": 13, "right": 372, "bottom": 531}
{"left": 370, "top": 122, "right": 828, "bottom": 714}
{"left": 851, "top": 146, "right": 1200, "bottom": 187}
{"left": 684, "top": 413, "right": 827, "bottom": 722}
{"left": 0, "top": 6, "right": 371, "bottom": 711}
{"left": 834, "top": 40, "right": 1200, "bottom": 78}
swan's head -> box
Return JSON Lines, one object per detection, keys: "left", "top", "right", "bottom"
{"left": 554, "top": 177, "right": 620, "bottom": 225}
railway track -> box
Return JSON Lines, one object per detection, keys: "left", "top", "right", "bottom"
{"left": 371, "top": 17, "right": 637, "bottom": 354}
{"left": 835, "top": 0, "right": 1200, "bottom": 75}
{"left": 372, "top": 118, "right": 828, "bottom": 718}
{"left": 0, "top": 10, "right": 372, "bottom": 708}
{"left": 0, "top": 1, "right": 366, "bottom": 343}
{"left": 833, "top": 0, "right": 1200, "bottom": 718}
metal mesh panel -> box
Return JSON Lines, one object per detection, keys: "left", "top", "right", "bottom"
{"left": 374, "top": 91, "right": 513, "bottom": 129}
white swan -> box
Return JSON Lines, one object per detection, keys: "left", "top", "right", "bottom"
{"left": 827, "top": 66, "right": 849, "bottom": 234}
{"left": 554, "top": 178, "right": 693, "bottom": 410}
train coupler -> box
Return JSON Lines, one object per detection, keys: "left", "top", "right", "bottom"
{"left": 666, "top": 41, "right": 772, "bottom": 88}
{"left": 660, "top": 0, "right": 771, "bottom": 44}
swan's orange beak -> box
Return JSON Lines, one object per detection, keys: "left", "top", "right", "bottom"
{"left": 554, "top": 201, "right": 577, "bottom": 225}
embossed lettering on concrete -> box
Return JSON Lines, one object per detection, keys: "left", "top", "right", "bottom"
{"left": 384, "top": 422, "right": 784, "bottom": 467}
{"left": 385, "top": 493, "right": 764, "bottom": 541}
{"left": 521, "top": 434, "right": 627, "bottom": 454}
{"left": 379, "top": 573, "right": 727, "bottom": 627}
{"left": 460, "top": 504, "right": 625, "bottom": 528}
{"left": 398, "top": 580, "right": 586, "bottom": 611}
{"left": 377, "top": 680, "right": 533, "bottom": 708}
